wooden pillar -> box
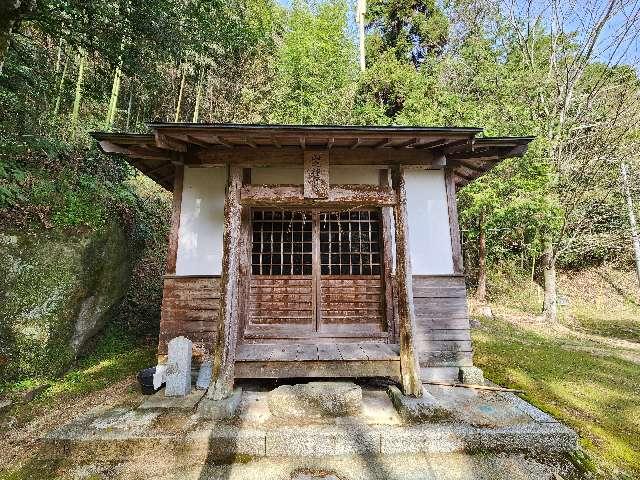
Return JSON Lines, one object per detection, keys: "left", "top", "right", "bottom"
{"left": 379, "top": 169, "right": 396, "bottom": 341}
{"left": 208, "top": 165, "right": 243, "bottom": 400}
{"left": 165, "top": 164, "right": 184, "bottom": 274}
{"left": 444, "top": 169, "right": 464, "bottom": 274}
{"left": 391, "top": 166, "right": 423, "bottom": 397}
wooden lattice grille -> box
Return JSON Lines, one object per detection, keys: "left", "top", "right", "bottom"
{"left": 251, "top": 211, "right": 312, "bottom": 275}
{"left": 319, "top": 211, "right": 381, "bottom": 275}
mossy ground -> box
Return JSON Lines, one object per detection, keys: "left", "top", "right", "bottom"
{"left": 0, "top": 326, "right": 155, "bottom": 478}
{"left": 472, "top": 266, "right": 640, "bottom": 479}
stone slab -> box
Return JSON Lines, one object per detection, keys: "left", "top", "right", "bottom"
{"left": 420, "top": 367, "right": 460, "bottom": 383}
{"left": 266, "top": 425, "right": 380, "bottom": 457}
{"left": 387, "top": 386, "right": 453, "bottom": 422}
{"left": 165, "top": 336, "right": 192, "bottom": 397}
{"left": 381, "top": 424, "right": 479, "bottom": 454}
{"left": 195, "top": 388, "right": 243, "bottom": 420}
{"left": 139, "top": 388, "right": 204, "bottom": 410}
{"left": 477, "top": 423, "right": 578, "bottom": 453}
{"left": 268, "top": 382, "right": 362, "bottom": 418}
{"left": 196, "top": 359, "right": 212, "bottom": 390}
{"left": 186, "top": 425, "right": 266, "bottom": 458}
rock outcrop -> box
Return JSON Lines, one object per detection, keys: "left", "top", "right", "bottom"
{"left": 0, "top": 221, "right": 132, "bottom": 381}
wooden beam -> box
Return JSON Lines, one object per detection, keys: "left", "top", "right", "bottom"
{"left": 327, "top": 137, "right": 335, "bottom": 150}
{"left": 455, "top": 159, "right": 488, "bottom": 173}
{"left": 270, "top": 136, "right": 282, "bottom": 148}
{"left": 195, "top": 146, "right": 435, "bottom": 166}
{"left": 208, "top": 166, "right": 243, "bottom": 400}
{"left": 413, "top": 138, "right": 448, "bottom": 150}
{"left": 350, "top": 138, "right": 363, "bottom": 149}
{"left": 165, "top": 165, "right": 184, "bottom": 274}
{"left": 212, "top": 135, "right": 233, "bottom": 148}
{"left": 391, "top": 165, "right": 423, "bottom": 397}
{"left": 299, "top": 137, "right": 306, "bottom": 150}
{"left": 155, "top": 132, "right": 188, "bottom": 152}
{"left": 444, "top": 169, "right": 464, "bottom": 274}
{"left": 240, "top": 185, "right": 397, "bottom": 206}
{"left": 244, "top": 137, "right": 257, "bottom": 148}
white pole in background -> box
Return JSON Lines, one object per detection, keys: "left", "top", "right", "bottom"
{"left": 621, "top": 162, "right": 640, "bottom": 287}
{"left": 356, "top": 0, "right": 366, "bottom": 71}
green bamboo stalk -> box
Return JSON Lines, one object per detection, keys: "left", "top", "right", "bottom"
{"left": 105, "top": 65, "right": 123, "bottom": 129}
{"left": 70, "top": 50, "right": 86, "bottom": 139}
{"left": 174, "top": 62, "right": 187, "bottom": 122}
{"left": 125, "top": 80, "right": 134, "bottom": 131}
{"left": 53, "top": 50, "right": 70, "bottom": 116}
{"left": 192, "top": 66, "right": 204, "bottom": 122}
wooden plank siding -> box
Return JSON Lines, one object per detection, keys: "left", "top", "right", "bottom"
{"left": 412, "top": 275, "right": 473, "bottom": 367}
{"left": 158, "top": 276, "right": 222, "bottom": 360}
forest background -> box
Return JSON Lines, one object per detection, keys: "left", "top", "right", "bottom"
{"left": 1, "top": 0, "right": 639, "bottom": 372}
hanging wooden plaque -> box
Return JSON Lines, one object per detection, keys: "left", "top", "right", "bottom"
{"left": 303, "top": 150, "right": 329, "bottom": 199}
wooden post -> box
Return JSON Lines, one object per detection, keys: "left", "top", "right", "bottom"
{"left": 444, "top": 168, "right": 464, "bottom": 274}
{"left": 165, "top": 164, "right": 184, "bottom": 274}
{"left": 379, "top": 169, "right": 396, "bottom": 341}
{"left": 207, "top": 165, "right": 243, "bottom": 400}
{"left": 391, "top": 166, "right": 423, "bottom": 397}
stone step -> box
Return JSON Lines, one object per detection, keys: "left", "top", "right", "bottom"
{"left": 43, "top": 417, "right": 577, "bottom": 462}
{"left": 27, "top": 452, "right": 581, "bottom": 480}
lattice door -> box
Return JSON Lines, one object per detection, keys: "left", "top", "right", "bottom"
{"left": 244, "top": 209, "right": 386, "bottom": 340}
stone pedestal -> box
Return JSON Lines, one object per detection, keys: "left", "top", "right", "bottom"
{"left": 165, "top": 336, "right": 192, "bottom": 397}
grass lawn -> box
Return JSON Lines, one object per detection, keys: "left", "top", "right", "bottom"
{"left": 472, "top": 267, "right": 640, "bottom": 479}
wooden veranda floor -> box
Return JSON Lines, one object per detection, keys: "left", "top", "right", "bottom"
{"left": 234, "top": 342, "right": 401, "bottom": 379}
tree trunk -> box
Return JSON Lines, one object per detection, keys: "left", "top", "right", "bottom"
{"left": 0, "top": 17, "right": 15, "bottom": 75}
{"left": 542, "top": 239, "right": 557, "bottom": 322}
{"left": 475, "top": 212, "right": 487, "bottom": 302}
{"left": 621, "top": 163, "right": 640, "bottom": 288}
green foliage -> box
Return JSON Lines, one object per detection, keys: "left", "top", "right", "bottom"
{"left": 269, "top": 0, "right": 358, "bottom": 124}
{"left": 366, "top": 0, "right": 449, "bottom": 66}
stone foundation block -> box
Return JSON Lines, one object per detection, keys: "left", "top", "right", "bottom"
{"left": 195, "top": 388, "right": 242, "bottom": 420}
{"left": 387, "top": 386, "right": 453, "bottom": 422}
{"left": 458, "top": 367, "right": 485, "bottom": 385}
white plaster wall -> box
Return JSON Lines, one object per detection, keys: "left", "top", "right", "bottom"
{"left": 330, "top": 166, "right": 380, "bottom": 185}
{"left": 251, "top": 167, "right": 303, "bottom": 184}
{"left": 175, "top": 166, "right": 226, "bottom": 276}
{"left": 404, "top": 169, "right": 454, "bottom": 275}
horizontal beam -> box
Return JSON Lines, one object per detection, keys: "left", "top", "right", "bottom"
{"left": 240, "top": 185, "right": 397, "bottom": 206}
{"left": 194, "top": 146, "right": 435, "bottom": 166}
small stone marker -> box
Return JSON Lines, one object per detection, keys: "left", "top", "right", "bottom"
{"left": 196, "top": 358, "right": 212, "bottom": 390}
{"left": 164, "top": 336, "right": 192, "bottom": 397}
{"left": 268, "top": 381, "right": 362, "bottom": 418}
